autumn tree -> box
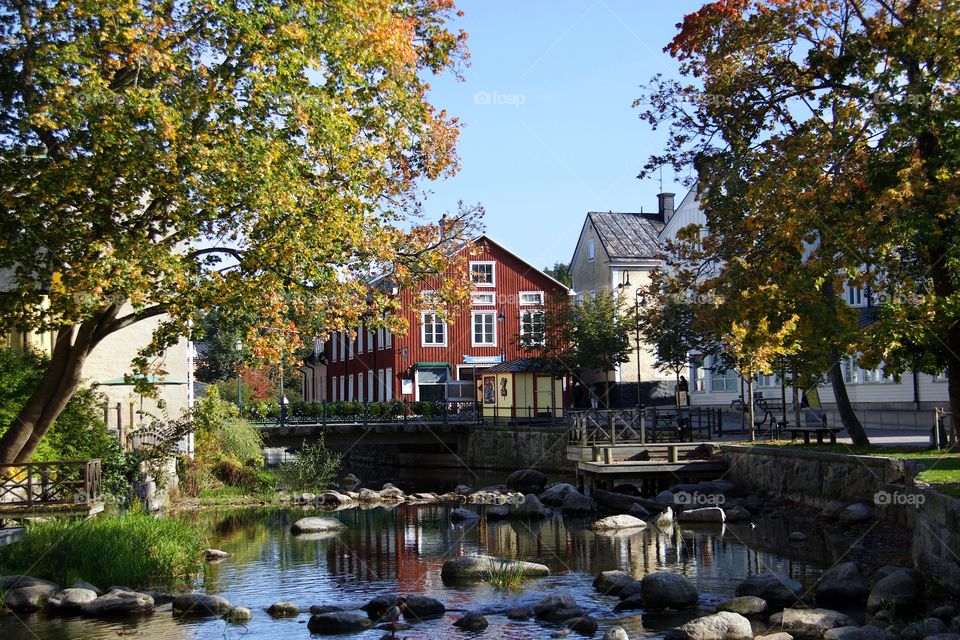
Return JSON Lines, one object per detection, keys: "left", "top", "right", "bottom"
{"left": 639, "top": 0, "right": 960, "bottom": 443}
{"left": 0, "top": 0, "right": 478, "bottom": 463}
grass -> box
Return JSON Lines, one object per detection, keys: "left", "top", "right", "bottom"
{"left": 483, "top": 557, "right": 532, "bottom": 591}
{"left": 0, "top": 509, "right": 206, "bottom": 590}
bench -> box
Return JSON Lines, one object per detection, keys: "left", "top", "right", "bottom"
{"left": 787, "top": 425, "right": 843, "bottom": 444}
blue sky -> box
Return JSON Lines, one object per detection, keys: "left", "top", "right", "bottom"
{"left": 423, "top": 0, "right": 704, "bottom": 270}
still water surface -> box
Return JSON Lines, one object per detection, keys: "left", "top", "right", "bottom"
{"left": 1, "top": 504, "right": 830, "bottom": 639}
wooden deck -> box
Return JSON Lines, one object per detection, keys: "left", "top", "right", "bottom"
{"left": 0, "top": 460, "right": 104, "bottom": 518}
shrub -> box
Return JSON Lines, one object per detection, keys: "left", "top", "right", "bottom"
{"left": 0, "top": 510, "right": 206, "bottom": 590}
{"left": 279, "top": 436, "right": 341, "bottom": 491}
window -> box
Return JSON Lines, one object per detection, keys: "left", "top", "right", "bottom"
{"left": 377, "top": 327, "right": 384, "bottom": 348}
{"left": 847, "top": 281, "right": 863, "bottom": 306}
{"left": 471, "top": 291, "right": 496, "bottom": 306}
{"left": 367, "top": 371, "right": 374, "bottom": 401}
{"left": 470, "top": 261, "right": 496, "bottom": 287}
{"left": 421, "top": 312, "right": 447, "bottom": 346}
{"left": 757, "top": 372, "right": 779, "bottom": 388}
{"left": 348, "top": 375, "right": 354, "bottom": 401}
{"left": 367, "top": 330, "right": 373, "bottom": 352}
{"left": 357, "top": 328, "right": 363, "bottom": 354}
{"left": 338, "top": 375, "right": 345, "bottom": 401}
{"left": 357, "top": 373, "right": 363, "bottom": 402}
{"left": 385, "top": 327, "right": 392, "bottom": 348}
{"left": 520, "top": 309, "right": 545, "bottom": 344}
{"left": 332, "top": 332, "right": 339, "bottom": 363}
{"left": 710, "top": 365, "right": 739, "bottom": 392}
{"left": 587, "top": 239, "right": 596, "bottom": 262}
{"left": 472, "top": 311, "right": 496, "bottom": 346}
{"left": 385, "top": 367, "right": 393, "bottom": 400}
{"left": 519, "top": 291, "right": 544, "bottom": 306}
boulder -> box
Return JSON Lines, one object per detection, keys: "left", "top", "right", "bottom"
{"left": 70, "top": 581, "right": 103, "bottom": 595}
{"left": 453, "top": 612, "right": 489, "bottom": 630}
{"left": 379, "top": 483, "right": 405, "bottom": 499}
{"left": 454, "top": 484, "right": 473, "bottom": 495}
{"left": 172, "top": 593, "right": 234, "bottom": 616}
{"left": 566, "top": 616, "right": 599, "bottom": 635}
{"left": 822, "top": 501, "right": 848, "bottom": 519}
{"left": 0, "top": 575, "right": 58, "bottom": 592}
{"left": 441, "top": 555, "right": 550, "bottom": 581}
{"left": 506, "top": 606, "right": 533, "bottom": 620}
{"left": 931, "top": 606, "right": 958, "bottom": 624}
{"left": 534, "top": 591, "right": 579, "bottom": 619}
{"left": 641, "top": 572, "right": 699, "bottom": 610}
{"left": 716, "top": 595, "right": 768, "bottom": 616}
{"left": 267, "top": 602, "right": 300, "bottom": 617}
{"left": 361, "top": 594, "right": 400, "bottom": 619}
{"left": 630, "top": 503, "right": 652, "bottom": 519}
{"left": 450, "top": 507, "right": 480, "bottom": 523}
{"left": 543, "top": 607, "right": 587, "bottom": 623}
{"left": 725, "top": 506, "right": 752, "bottom": 522}
{"left": 341, "top": 473, "right": 360, "bottom": 486}
{"left": 593, "top": 488, "right": 652, "bottom": 514}
{"left": 204, "top": 548, "right": 230, "bottom": 561}
{"left": 593, "top": 570, "right": 639, "bottom": 596}
{"left": 657, "top": 489, "right": 677, "bottom": 504}
{"left": 487, "top": 505, "right": 510, "bottom": 520}
{"left": 511, "top": 494, "right": 550, "bottom": 519}
{"left": 899, "top": 618, "right": 948, "bottom": 640}
{"left": 562, "top": 490, "right": 597, "bottom": 514}
{"left": 47, "top": 588, "right": 99, "bottom": 613}
{"left": 307, "top": 612, "right": 373, "bottom": 634}
{"left": 839, "top": 503, "right": 873, "bottom": 525}
{"left": 866, "top": 568, "right": 922, "bottom": 614}
{"left": 290, "top": 517, "right": 346, "bottom": 534}
{"left": 736, "top": 573, "right": 803, "bottom": 607}
{"left": 540, "top": 483, "right": 577, "bottom": 506}
{"left": 823, "top": 627, "right": 868, "bottom": 640}
{"left": 319, "top": 491, "right": 353, "bottom": 506}
{"left": 678, "top": 507, "right": 726, "bottom": 523}
{"left": 225, "top": 607, "right": 253, "bottom": 622}
{"left": 402, "top": 595, "right": 445, "bottom": 620}
{"left": 4, "top": 583, "right": 59, "bottom": 611}
{"left": 665, "top": 611, "right": 753, "bottom": 640}
{"left": 604, "top": 627, "right": 630, "bottom": 640}
{"left": 615, "top": 593, "right": 645, "bottom": 611}
{"left": 619, "top": 580, "right": 643, "bottom": 598}
{"left": 816, "top": 562, "right": 869, "bottom": 606}
{"left": 310, "top": 604, "right": 345, "bottom": 615}
{"left": 506, "top": 469, "right": 548, "bottom": 495}
{"left": 358, "top": 488, "right": 381, "bottom": 502}
{"left": 769, "top": 608, "right": 857, "bottom": 639}
{"left": 592, "top": 514, "right": 648, "bottom": 532}
{"left": 757, "top": 634, "right": 794, "bottom": 640}
{"left": 81, "top": 590, "right": 154, "bottom": 617}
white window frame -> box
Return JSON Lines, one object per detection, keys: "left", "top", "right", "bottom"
{"left": 421, "top": 312, "right": 447, "bottom": 347}
{"left": 385, "top": 367, "right": 393, "bottom": 400}
{"left": 469, "top": 261, "right": 496, "bottom": 288}
{"left": 377, "top": 327, "right": 385, "bottom": 349}
{"left": 385, "top": 328, "right": 392, "bottom": 348}
{"left": 471, "top": 310, "right": 497, "bottom": 347}
{"left": 519, "top": 291, "right": 544, "bottom": 306}
{"left": 338, "top": 375, "right": 345, "bottom": 401}
{"left": 332, "top": 332, "right": 339, "bottom": 362}
{"left": 471, "top": 291, "right": 496, "bottom": 306}
{"left": 357, "top": 327, "right": 363, "bottom": 354}
{"left": 367, "top": 330, "right": 374, "bottom": 352}
{"left": 357, "top": 373, "right": 363, "bottom": 402}
{"left": 348, "top": 374, "right": 354, "bottom": 400}
{"left": 587, "top": 239, "right": 596, "bottom": 262}
{"left": 519, "top": 308, "right": 545, "bottom": 345}
{"left": 367, "top": 370, "right": 374, "bottom": 401}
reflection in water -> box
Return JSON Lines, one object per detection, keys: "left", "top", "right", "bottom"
{"left": 0, "top": 505, "right": 827, "bottom": 640}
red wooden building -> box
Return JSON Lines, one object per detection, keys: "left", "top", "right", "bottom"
{"left": 311, "top": 236, "right": 570, "bottom": 404}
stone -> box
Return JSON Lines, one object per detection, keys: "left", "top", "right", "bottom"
{"left": 146, "top": 591, "right": 174, "bottom": 606}
{"left": 319, "top": 491, "right": 353, "bottom": 506}
{"left": 840, "top": 503, "right": 873, "bottom": 525}
{"left": 225, "top": 607, "right": 253, "bottom": 622}
{"left": 511, "top": 494, "right": 550, "bottom": 519}
{"left": 296, "top": 492, "right": 316, "bottom": 503}
{"left": 290, "top": 517, "right": 347, "bottom": 534}
{"left": 871, "top": 566, "right": 922, "bottom": 588}
{"left": 562, "top": 490, "right": 597, "bottom": 514}
{"left": 540, "top": 483, "right": 577, "bottom": 506}
{"left": 665, "top": 611, "right": 753, "bottom": 640}
{"left": 593, "top": 570, "right": 640, "bottom": 596}
{"left": 70, "top": 581, "right": 103, "bottom": 595}
{"left": 307, "top": 612, "right": 374, "bottom": 634}
{"left": 47, "top": 588, "right": 99, "bottom": 612}
{"left": 440, "top": 555, "right": 550, "bottom": 581}
{"left": 823, "top": 628, "right": 866, "bottom": 640}
{"left": 924, "top": 635, "right": 960, "bottom": 640}
{"left": 615, "top": 593, "right": 645, "bottom": 611}
{"left": 543, "top": 607, "right": 587, "bottom": 623}
{"left": 534, "top": 591, "right": 579, "bottom": 619}
{"left": 310, "top": 604, "right": 345, "bottom": 614}
{"left": 736, "top": 573, "right": 803, "bottom": 607}
{"left": 506, "top": 469, "right": 549, "bottom": 495}
{"left": 822, "top": 501, "right": 848, "bottom": 519}
{"left": 816, "top": 562, "right": 869, "bottom": 606}
{"left": 630, "top": 503, "right": 652, "bottom": 518}
{"left": 361, "top": 594, "right": 401, "bottom": 619}
{"left": 172, "top": 593, "right": 234, "bottom": 616}
{"left": 789, "top": 532, "right": 807, "bottom": 542}
{"left": 678, "top": 507, "right": 726, "bottom": 523}
{"left": 453, "top": 612, "right": 489, "bottom": 630}
{"left": 267, "top": 602, "right": 300, "bottom": 617}
{"left": 619, "top": 580, "right": 643, "bottom": 598}
{"left": 932, "top": 606, "right": 959, "bottom": 624}
{"left": 641, "top": 571, "right": 699, "bottom": 610}
{"left": 552, "top": 631, "right": 573, "bottom": 639}
{"left": 379, "top": 483, "right": 405, "bottom": 499}
{"left": 716, "top": 595, "right": 768, "bottom": 616}
{"left": 757, "top": 634, "right": 794, "bottom": 640}
{"left": 108, "top": 585, "right": 135, "bottom": 593}
{"left": 592, "top": 514, "right": 648, "bottom": 532}
{"left": 506, "top": 607, "right": 533, "bottom": 620}
{"left": 725, "top": 506, "right": 751, "bottom": 522}
{"left": 768, "top": 608, "right": 857, "bottom": 639}
{"left": 402, "top": 595, "right": 445, "bottom": 620}
{"left": 454, "top": 484, "right": 473, "bottom": 495}
{"left": 657, "top": 489, "right": 677, "bottom": 504}
{"left": 450, "top": 507, "right": 480, "bottom": 523}
{"left": 899, "top": 618, "right": 948, "bottom": 640}
{"left": 341, "top": 473, "right": 360, "bottom": 485}
{"left": 80, "top": 590, "right": 154, "bottom": 617}
{"left": 0, "top": 575, "right": 58, "bottom": 590}
{"left": 866, "top": 568, "right": 922, "bottom": 614}
{"left": 604, "top": 627, "right": 630, "bottom": 640}
{"left": 358, "top": 488, "right": 381, "bottom": 502}
{"left": 566, "top": 616, "right": 599, "bottom": 635}
{"left": 4, "top": 583, "right": 59, "bottom": 611}
{"left": 487, "top": 505, "right": 510, "bottom": 520}
{"left": 204, "top": 548, "right": 230, "bottom": 561}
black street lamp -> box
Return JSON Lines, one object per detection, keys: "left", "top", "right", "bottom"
{"left": 497, "top": 308, "right": 506, "bottom": 363}
{"left": 234, "top": 338, "right": 243, "bottom": 412}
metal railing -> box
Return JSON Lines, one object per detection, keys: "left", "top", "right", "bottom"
{"left": 0, "top": 460, "right": 102, "bottom": 507}
{"left": 569, "top": 407, "right": 723, "bottom": 445}
{"left": 249, "top": 400, "right": 483, "bottom": 427}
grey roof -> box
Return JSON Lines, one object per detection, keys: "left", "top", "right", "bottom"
{"left": 588, "top": 212, "right": 664, "bottom": 261}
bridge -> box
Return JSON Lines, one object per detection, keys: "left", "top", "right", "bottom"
{"left": 0, "top": 459, "right": 104, "bottom": 517}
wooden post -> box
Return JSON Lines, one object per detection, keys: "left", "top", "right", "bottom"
{"left": 128, "top": 402, "right": 135, "bottom": 430}
{"left": 604, "top": 447, "right": 613, "bottom": 464}
{"left": 669, "top": 445, "right": 679, "bottom": 463}
{"left": 116, "top": 403, "right": 125, "bottom": 450}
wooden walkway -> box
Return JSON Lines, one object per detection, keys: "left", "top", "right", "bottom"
{"left": 0, "top": 460, "right": 104, "bottom": 517}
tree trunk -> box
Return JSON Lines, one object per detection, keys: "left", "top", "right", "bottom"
{"left": 747, "top": 375, "right": 755, "bottom": 442}
{"left": 828, "top": 348, "right": 869, "bottom": 446}
{"left": 946, "top": 326, "right": 960, "bottom": 448}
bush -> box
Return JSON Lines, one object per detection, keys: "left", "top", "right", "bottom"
{"left": 0, "top": 510, "right": 206, "bottom": 590}
{"left": 280, "top": 436, "right": 341, "bottom": 491}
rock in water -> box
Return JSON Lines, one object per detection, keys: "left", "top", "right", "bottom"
{"left": 402, "top": 595, "right": 445, "bottom": 620}
{"left": 665, "top": 611, "right": 753, "bottom": 640}
{"left": 591, "top": 514, "right": 648, "bottom": 532}
{"left": 561, "top": 490, "right": 597, "bottom": 514}
{"left": 267, "top": 602, "right": 300, "bottom": 617}
{"left": 225, "top": 607, "right": 253, "bottom": 622}
{"left": 567, "top": 616, "right": 599, "bottom": 635}
{"left": 307, "top": 612, "right": 373, "bottom": 634}
{"left": 641, "top": 572, "right": 699, "bottom": 610}
{"left": 81, "top": 590, "right": 155, "bottom": 617}
{"left": 604, "top": 627, "right": 630, "bottom": 640}
{"left": 440, "top": 555, "right": 550, "bottom": 581}
{"left": 290, "top": 517, "right": 346, "bottom": 534}
{"left": 172, "top": 593, "right": 234, "bottom": 616}
{"left": 534, "top": 591, "right": 579, "bottom": 619}
{"left": 866, "top": 568, "right": 922, "bottom": 614}
{"left": 4, "top": 583, "right": 59, "bottom": 611}
{"left": 450, "top": 507, "right": 480, "bottom": 523}
{"left": 204, "top": 548, "right": 230, "bottom": 561}
{"left": 47, "top": 588, "right": 99, "bottom": 613}
{"left": 768, "top": 608, "right": 857, "bottom": 639}
{"left": 736, "top": 573, "right": 803, "bottom": 607}
{"left": 678, "top": 507, "right": 726, "bottom": 523}
{"left": 839, "top": 503, "right": 872, "bottom": 525}
{"left": 510, "top": 494, "right": 550, "bottom": 519}
{"left": 593, "top": 570, "right": 639, "bottom": 596}
{"left": 716, "top": 596, "right": 768, "bottom": 616}
{"left": 506, "top": 469, "right": 548, "bottom": 495}
{"left": 816, "top": 562, "right": 869, "bottom": 606}
{"left": 540, "top": 483, "right": 577, "bottom": 506}
{"left": 0, "top": 575, "right": 59, "bottom": 591}
{"left": 453, "top": 612, "right": 489, "bottom": 630}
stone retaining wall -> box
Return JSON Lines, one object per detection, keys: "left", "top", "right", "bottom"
{"left": 464, "top": 425, "right": 572, "bottom": 473}
{"left": 721, "top": 445, "right": 960, "bottom": 596}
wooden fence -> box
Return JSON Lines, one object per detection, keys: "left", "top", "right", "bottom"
{"left": 0, "top": 460, "right": 102, "bottom": 507}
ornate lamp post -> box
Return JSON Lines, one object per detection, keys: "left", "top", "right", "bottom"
{"left": 497, "top": 308, "right": 506, "bottom": 363}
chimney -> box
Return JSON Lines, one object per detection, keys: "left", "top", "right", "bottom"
{"left": 658, "top": 192, "right": 675, "bottom": 221}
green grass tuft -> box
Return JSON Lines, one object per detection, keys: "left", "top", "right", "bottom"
{"left": 483, "top": 558, "right": 532, "bottom": 591}
{"left": 0, "top": 510, "right": 206, "bottom": 590}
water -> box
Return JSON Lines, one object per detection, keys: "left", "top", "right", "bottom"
{"left": 1, "top": 504, "right": 830, "bottom": 639}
